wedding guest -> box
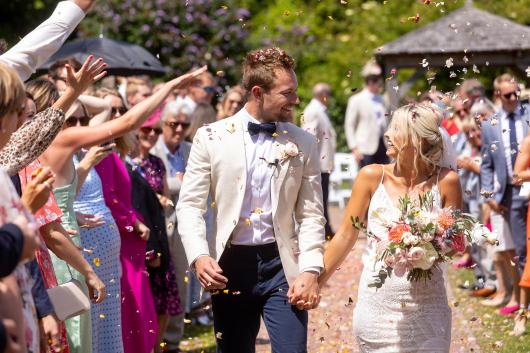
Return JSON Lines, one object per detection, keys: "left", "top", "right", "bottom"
{"left": 48, "top": 58, "right": 82, "bottom": 92}
{"left": 344, "top": 60, "right": 387, "bottom": 167}
{"left": 0, "top": 60, "right": 57, "bottom": 353}
{"left": 511, "top": 132, "right": 530, "bottom": 336}
{"left": 442, "top": 97, "right": 466, "bottom": 136}
{"left": 455, "top": 112, "right": 497, "bottom": 299}
{"left": 459, "top": 79, "right": 485, "bottom": 113}
{"left": 130, "top": 120, "right": 183, "bottom": 352}
{"left": 480, "top": 74, "right": 529, "bottom": 316}
{"left": 126, "top": 76, "right": 152, "bottom": 107}
{"left": 150, "top": 100, "right": 193, "bottom": 352}
{"left": 95, "top": 145, "right": 158, "bottom": 353}
{"left": 176, "top": 69, "right": 217, "bottom": 111}
{"left": 302, "top": 83, "right": 337, "bottom": 238}
{"left": 216, "top": 85, "right": 245, "bottom": 120}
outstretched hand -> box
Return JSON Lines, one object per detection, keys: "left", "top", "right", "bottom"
{"left": 169, "top": 65, "right": 208, "bottom": 90}
{"left": 72, "top": 0, "right": 96, "bottom": 13}
{"left": 65, "top": 55, "right": 107, "bottom": 95}
{"left": 287, "top": 272, "right": 321, "bottom": 310}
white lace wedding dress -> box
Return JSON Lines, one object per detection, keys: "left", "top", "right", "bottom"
{"left": 353, "top": 168, "right": 451, "bottom": 353}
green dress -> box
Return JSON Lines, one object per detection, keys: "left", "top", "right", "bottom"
{"left": 50, "top": 171, "right": 93, "bottom": 353}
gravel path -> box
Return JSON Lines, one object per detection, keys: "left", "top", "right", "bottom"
{"left": 255, "top": 206, "right": 480, "bottom": 353}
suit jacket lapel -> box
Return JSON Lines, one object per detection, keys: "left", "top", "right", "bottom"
{"left": 271, "top": 123, "right": 291, "bottom": 216}
{"left": 221, "top": 115, "right": 247, "bottom": 207}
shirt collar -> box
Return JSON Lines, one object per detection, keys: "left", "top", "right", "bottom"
{"left": 499, "top": 104, "right": 522, "bottom": 120}
{"left": 161, "top": 140, "right": 180, "bottom": 157}
{"left": 241, "top": 107, "right": 262, "bottom": 132}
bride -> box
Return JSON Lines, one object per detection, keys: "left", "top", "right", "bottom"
{"left": 320, "top": 103, "right": 462, "bottom": 352}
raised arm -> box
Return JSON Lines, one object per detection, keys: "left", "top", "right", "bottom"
{"left": 318, "top": 165, "right": 379, "bottom": 285}
{"left": 0, "top": 1, "right": 86, "bottom": 81}
{"left": 56, "top": 66, "right": 207, "bottom": 150}
{"left": 0, "top": 56, "right": 106, "bottom": 175}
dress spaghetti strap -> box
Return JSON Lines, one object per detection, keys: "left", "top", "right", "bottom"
{"left": 380, "top": 164, "right": 385, "bottom": 184}
{"left": 435, "top": 167, "right": 442, "bottom": 188}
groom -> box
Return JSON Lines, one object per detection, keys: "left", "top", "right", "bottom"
{"left": 176, "top": 47, "right": 326, "bottom": 353}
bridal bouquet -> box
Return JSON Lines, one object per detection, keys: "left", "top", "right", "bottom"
{"left": 352, "top": 192, "right": 493, "bottom": 286}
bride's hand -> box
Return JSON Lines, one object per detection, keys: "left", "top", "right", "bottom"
{"left": 287, "top": 272, "right": 321, "bottom": 310}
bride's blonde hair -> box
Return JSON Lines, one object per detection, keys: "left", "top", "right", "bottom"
{"left": 389, "top": 103, "right": 444, "bottom": 176}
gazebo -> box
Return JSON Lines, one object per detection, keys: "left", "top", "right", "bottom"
{"left": 376, "top": 0, "right": 530, "bottom": 108}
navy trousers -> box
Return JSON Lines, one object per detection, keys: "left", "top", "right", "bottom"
{"left": 211, "top": 243, "right": 308, "bottom": 353}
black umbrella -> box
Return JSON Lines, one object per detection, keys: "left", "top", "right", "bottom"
{"left": 39, "top": 37, "right": 167, "bottom": 76}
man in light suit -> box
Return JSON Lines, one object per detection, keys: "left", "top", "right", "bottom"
{"left": 176, "top": 47, "right": 325, "bottom": 353}
{"left": 302, "top": 83, "right": 336, "bottom": 237}
{"left": 150, "top": 100, "right": 193, "bottom": 353}
{"left": 344, "top": 61, "right": 388, "bottom": 167}
{"left": 481, "top": 75, "right": 529, "bottom": 286}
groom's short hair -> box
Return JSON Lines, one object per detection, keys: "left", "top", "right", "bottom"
{"left": 241, "top": 47, "right": 295, "bottom": 93}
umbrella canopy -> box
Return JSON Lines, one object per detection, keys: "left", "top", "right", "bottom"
{"left": 39, "top": 37, "right": 167, "bottom": 76}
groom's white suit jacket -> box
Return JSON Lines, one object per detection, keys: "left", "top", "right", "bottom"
{"left": 176, "top": 109, "right": 326, "bottom": 283}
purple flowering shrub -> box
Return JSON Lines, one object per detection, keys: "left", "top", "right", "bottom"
{"left": 80, "top": 0, "right": 251, "bottom": 86}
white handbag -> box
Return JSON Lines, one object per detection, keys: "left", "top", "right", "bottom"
{"left": 47, "top": 266, "right": 91, "bottom": 321}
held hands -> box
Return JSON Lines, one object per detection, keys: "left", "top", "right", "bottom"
{"left": 194, "top": 256, "right": 228, "bottom": 290}
{"left": 21, "top": 166, "right": 55, "bottom": 214}
{"left": 85, "top": 271, "right": 106, "bottom": 304}
{"left": 287, "top": 272, "right": 321, "bottom": 310}
{"left": 65, "top": 55, "right": 107, "bottom": 95}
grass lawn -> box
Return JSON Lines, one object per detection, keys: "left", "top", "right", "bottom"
{"left": 179, "top": 323, "right": 216, "bottom": 353}
{"left": 448, "top": 267, "right": 530, "bottom": 352}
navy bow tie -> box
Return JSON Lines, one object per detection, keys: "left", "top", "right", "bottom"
{"left": 248, "top": 121, "right": 277, "bottom": 136}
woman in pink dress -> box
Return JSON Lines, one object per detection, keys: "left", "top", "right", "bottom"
{"left": 96, "top": 151, "right": 158, "bottom": 353}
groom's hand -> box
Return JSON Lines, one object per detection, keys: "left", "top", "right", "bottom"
{"left": 194, "top": 256, "right": 228, "bottom": 290}
{"left": 287, "top": 272, "right": 321, "bottom": 310}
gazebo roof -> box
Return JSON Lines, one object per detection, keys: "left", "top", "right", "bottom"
{"left": 378, "top": 4, "right": 530, "bottom": 56}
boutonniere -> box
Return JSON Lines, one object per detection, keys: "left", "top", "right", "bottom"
{"left": 226, "top": 123, "right": 236, "bottom": 134}
{"left": 278, "top": 141, "right": 300, "bottom": 161}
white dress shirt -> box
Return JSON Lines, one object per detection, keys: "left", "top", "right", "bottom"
{"left": 499, "top": 107, "right": 524, "bottom": 178}
{"left": 0, "top": 1, "right": 85, "bottom": 81}
{"left": 302, "top": 98, "right": 337, "bottom": 173}
{"left": 231, "top": 110, "right": 276, "bottom": 245}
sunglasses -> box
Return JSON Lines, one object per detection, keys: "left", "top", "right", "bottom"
{"left": 65, "top": 116, "right": 90, "bottom": 127}
{"left": 165, "top": 121, "right": 190, "bottom": 129}
{"left": 111, "top": 107, "right": 128, "bottom": 115}
{"left": 202, "top": 86, "right": 216, "bottom": 94}
{"left": 503, "top": 91, "right": 519, "bottom": 100}
{"left": 140, "top": 126, "right": 162, "bottom": 135}
{"left": 52, "top": 75, "right": 67, "bottom": 83}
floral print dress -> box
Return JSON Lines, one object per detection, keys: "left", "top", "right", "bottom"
{"left": 19, "top": 159, "right": 71, "bottom": 353}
